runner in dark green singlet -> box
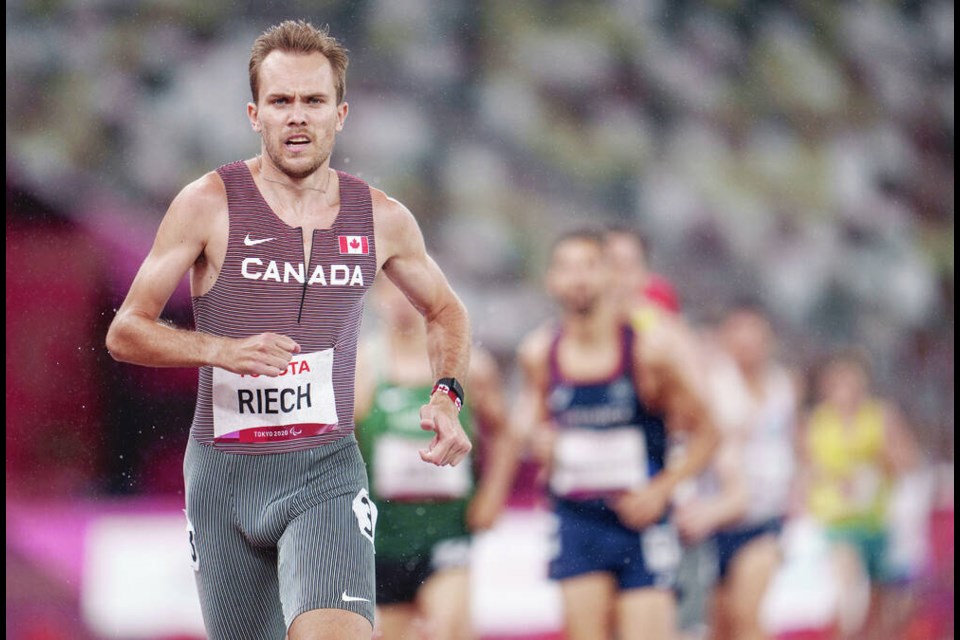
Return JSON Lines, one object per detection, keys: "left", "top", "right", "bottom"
{"left": 355, "top": 279, "right": 520, "bottom": 639}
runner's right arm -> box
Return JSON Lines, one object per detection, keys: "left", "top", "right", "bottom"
{"left": 674, "top": 438, "right": 749, "bottom": 543}
{"left": 106, "top": 173, "right": 299, "bottom": 376}
{"left": 611, "top": 324, "right": 719, "bottom": 530}
{"left": 515, "top": 326, "right": 555, "bottom": 479}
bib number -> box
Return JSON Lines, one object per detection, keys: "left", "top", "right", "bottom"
{"left": 373, "top": 435, "right": 472, "bottom": 500}
{"left": 550, "top": 427, "right": 649, "bottom": 498}
{"left": 212, "top": 349, "right": 339, "bottom": 443}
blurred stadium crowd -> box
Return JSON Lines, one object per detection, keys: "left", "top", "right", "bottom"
{"left": 5, "top": 0, "right": 953, "bottom": 638}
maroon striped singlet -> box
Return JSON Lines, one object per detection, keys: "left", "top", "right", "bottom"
{"left": 190, "top": 160, "right": 377, "bottom": 454}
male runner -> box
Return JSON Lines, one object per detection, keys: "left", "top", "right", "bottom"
{"left": 604, "top": 223, "right": 681, "bottom": 319}
{"left": 516, "top": 229, "right": 718, "bottom": 640}
{"left": 355, "top": 280, "right": 519, "bottom": 639}
{"left": 801, "top": 348, "right": 921, "bottom": 639}
{"left": 675, "top": 301, "right": 800, "bottom": 640}
{"left": 106, "top": 20, "right": 471, "bottom": 640}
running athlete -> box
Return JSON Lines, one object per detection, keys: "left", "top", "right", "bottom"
{"left": 800, "top": 348, "right": 920, "bottom": 639}
{"left": 674, "top": 301, "right": 800, "bottom": 640}
{"left": 516, "top": 229, "right": 718, "bottom": 640}
{"left": 603, "top": 225, "right": 700, "bottom": 381}
{"left": 355, "top": 280, "right": 519, "bottom": 640}
{"left": 105, "top": 21, "right": 471, "bottom": 640}
{"left": 604, "top": 223, "right": 681, "bottom": 320}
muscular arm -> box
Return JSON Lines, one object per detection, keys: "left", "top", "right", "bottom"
{"left": 375, "top": 192, "right": 470, "bottom": 384}
{"left": 373, "top": 190, "right": 471, "bottom": 465}
{"left": 613, "top": 325, "right": 720, "bottom": 530}
{"left": 639, "top": 326, "right": 719, "bottom": 492}
{"left": 105, "top": 173, "right": 299, "bottom": 376}
{"left": 675, "top": 437, "right": 749, "bottom": 543}
{"left": 882, "top": 403, "right": 922, "bottom": 475}
{"left": 514, "top": 326, "right": 554, "bottom": 472}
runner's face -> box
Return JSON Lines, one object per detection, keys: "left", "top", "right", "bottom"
{"left": 722, "top": 311, "right": 772, "bottom": 371}
{"left": 820, "top": 361, "right": 868, "bottom": 408}
{"left": 547, "top": 239, "right": 610, "bottom": 315}
{"left": 606, "top": 233, "right": 648, "bottom": 297}
{"left": 248, "top": 51, "right": 347, "bottom": 180}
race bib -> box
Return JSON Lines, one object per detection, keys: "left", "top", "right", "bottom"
{"left": 373, "top": 435, "right": 472, "bottom": 501}
{"left": 212, "top": 349, "right": 339, "bottom": 443}
{"left": 550, "top": 427, "right": 649, "bottom": 498}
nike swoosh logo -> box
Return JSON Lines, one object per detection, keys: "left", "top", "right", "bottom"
{"left": 341, "top": 591, "right": 370, "bottom": 603}
{"left": 244, "top": 234, "right": 275, "bottom": 246}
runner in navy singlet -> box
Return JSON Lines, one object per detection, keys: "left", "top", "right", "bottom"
{"left": 515, "top": 229, "right": 718, "bottom": 640}
{"left": 106, "top": 20, "right": 471, "bottom": 640}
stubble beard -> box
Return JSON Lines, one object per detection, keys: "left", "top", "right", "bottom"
{"left": 264, "top": 136, "right": 331, "bottom": 181}
{"left": 566, "top": 293, "right": 600, "bottom": 317}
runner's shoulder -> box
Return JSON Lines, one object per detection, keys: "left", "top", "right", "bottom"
{"left": 467, "top": 345, "right": 500, "bottom": 388}
{"left": 369, "top": 187, "right": 421, "bottom": 261}
{"left": 517, "top": 321, "right": 555, "bottom": 370}
{"left": 369, "top": 186, "right": 411, "bottom": 223}
{"left": 166, "top": 170, "right": 228, "bottom": 223}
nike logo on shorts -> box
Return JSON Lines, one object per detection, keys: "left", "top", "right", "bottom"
{"left": 244, "top": 234, "right": 275, "bottom": 246}
{"left": 341, "top": 591, "right": 370, "bottom": 603}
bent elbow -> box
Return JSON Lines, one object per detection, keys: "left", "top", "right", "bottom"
{"left": 105, "top": 319, "right": 130, "bottom": 362}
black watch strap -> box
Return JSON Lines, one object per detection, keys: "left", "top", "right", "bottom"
{"left": 432, "top": 377, "right": 465, "bottom": 412}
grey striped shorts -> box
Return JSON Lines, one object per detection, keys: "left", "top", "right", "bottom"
{"left": 184, "top": 433, "right": 376, "bottom": 639}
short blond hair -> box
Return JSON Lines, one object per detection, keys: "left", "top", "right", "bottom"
{"left": 249, "top": 20, "right": 349, "bottom": 104}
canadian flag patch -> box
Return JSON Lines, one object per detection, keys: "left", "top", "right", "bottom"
{"left": 338, "top": 235, "right": 370, "bottom": 255}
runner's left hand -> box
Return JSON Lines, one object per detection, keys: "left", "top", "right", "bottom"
{"left": 419, "top": 398, "right": 472, "bottom": 467}
{"left": 609, "top": 477, "right": 672, "bottom": 531}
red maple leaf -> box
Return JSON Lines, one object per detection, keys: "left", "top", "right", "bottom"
{"left": 350, "top": 238, "right": 360, "bottom": 249}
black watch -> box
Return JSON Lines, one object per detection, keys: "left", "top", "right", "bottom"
{"left": 432, "top": 377, "right": 465, "bottom": 412}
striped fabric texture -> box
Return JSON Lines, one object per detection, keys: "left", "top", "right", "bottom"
{"left": 182, "top": 160, "right": 379, "bottom": 637}
{"left": 184, "top": 434, "right": 376, "bottom": 637}
{"left": 191, "top": 160, "right": 377, "bottom": 454}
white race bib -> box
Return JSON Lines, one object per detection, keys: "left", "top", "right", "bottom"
{"left": 373, "top": 435, "right": 472, "bottom": 501}
{"left": 212, "top": 349, "right": 339, "bottom": 443}
{"left": 550, "top": 427, "right": 649, "bottom": 498}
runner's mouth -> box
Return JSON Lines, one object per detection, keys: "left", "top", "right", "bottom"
{"left": 285, "top": 136, "right": 311, "bottom": 148}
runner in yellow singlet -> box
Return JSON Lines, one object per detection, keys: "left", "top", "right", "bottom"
{"left": 800, "top": 348, "right": 920, "bottom": 639}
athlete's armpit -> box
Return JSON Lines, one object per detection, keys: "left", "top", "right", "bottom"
{"left": 106, "top": 172, "right": 229, "bottom": 368}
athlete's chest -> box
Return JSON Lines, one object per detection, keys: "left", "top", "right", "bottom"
{"left": 548, "top": 375, "right": 640, "bottom": 429}
{"left": 235, "top": 228, "right": 369, "bottom": 287}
